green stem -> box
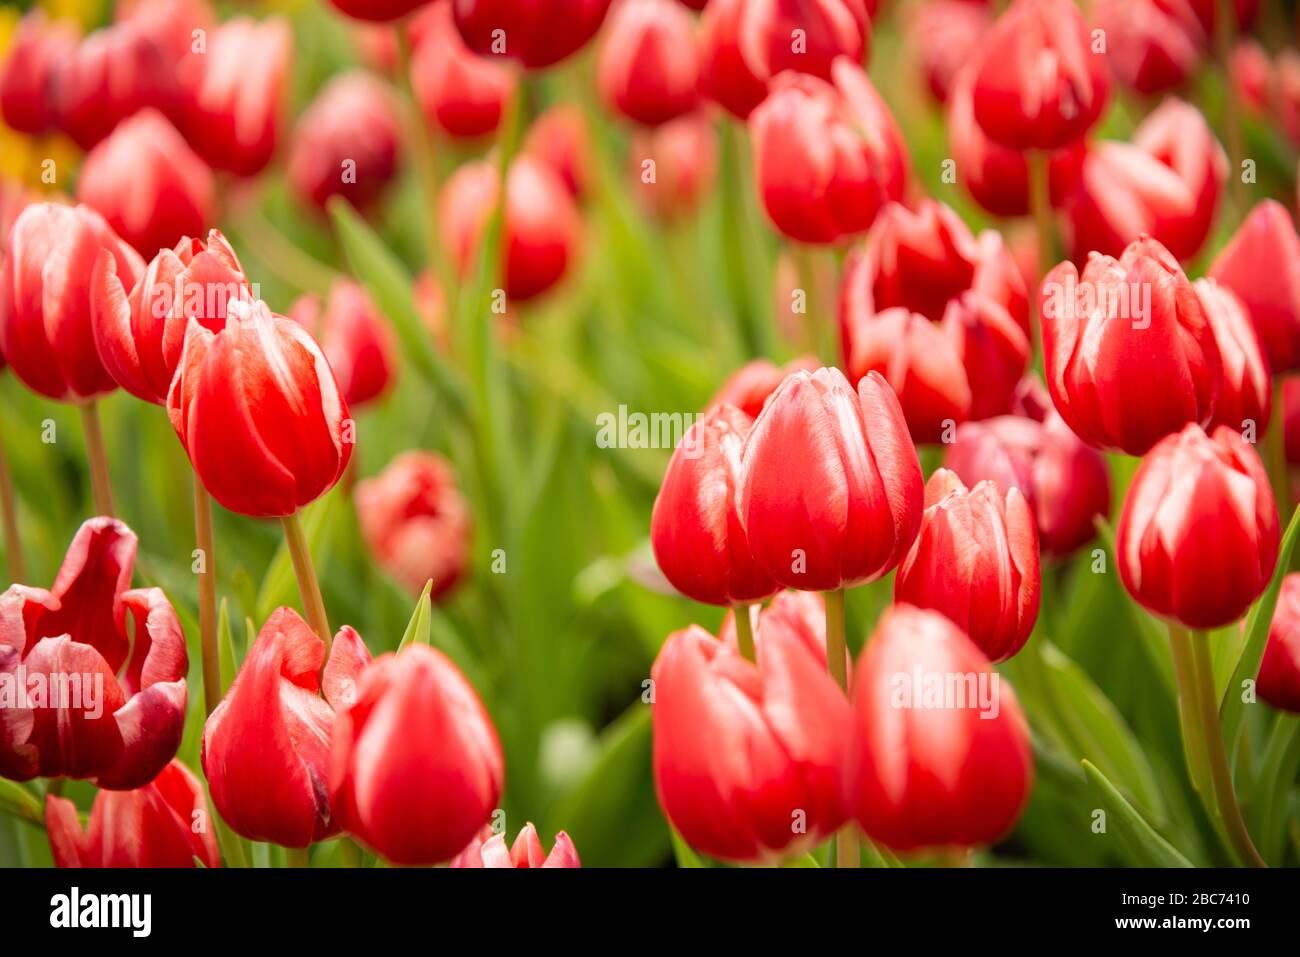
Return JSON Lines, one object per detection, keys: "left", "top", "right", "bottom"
{"left": 78, "top": 401, "right": 115, "bottom": 517}
{"left": 794, "top": 245, "right": 828, "bottom": 364}
{"left": 0, "top": 416, "right": 25, "bottom": 582}
{"left": 1168, "top": 623, "right": 1215, "bottom": 804}
{"left": 732, "top": 602, "right": 756, "bottom": 663}
{"left": 339, "top": 837, "right": 364, "bottom": 868}
{"left": 285, "top": 846, "right": 311, "bottom": 868}
{"left": 280, "top": 512, "right": 332, "bottom": 659}
{"left": 823, "top": 588, "right": 848, "bottom": 692}
{"left": 193, "top": 474, "right": 222, "bottom": 716}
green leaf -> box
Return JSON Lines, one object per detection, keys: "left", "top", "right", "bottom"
{"left": 0, "top": 779, "right": 41, "bottom": 825}
{"left": 396, "top": 580, "right": 433, "bottom": 652}
{"left": 782, "top": 852, "right": 821, "bottom": 868}
{"left": 1082, "top": 761, "right": 1193, "bottom": 867}
{"left": 217, "top": 598, "right": 238, "bottom": 696}
{"left": 670, "top": 830, "right": 710, "bottom": 868}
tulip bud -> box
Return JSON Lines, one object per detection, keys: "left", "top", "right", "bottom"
{"left": 45, "top": 760, "right": 220, "bottom": 868}
{"left": 0, "top": 518, "right": 188, "bottom": 790}
{"left": 288, "top": 72, "right": 401, "bottom": 213}
{"left": 630, "top": 113, "right": 718, "bottom": 221}
{"left": 1118, "top": 424, "right": 1279, "bottom": 629}
{"left": 328, "top": 0, "right": 432, "bottom": 20}
{"left": 354, "top": 451, "right": 472, "bottom": 600}
{"left": 598, "top": 0, "right": 700, "bottom": 127}
{"left": 843, "top": 604, "right": 1034, "bottom": 852}
{"left": 410, "top": 2, "right": 516, "bottom": 139}
{"left": 522, "top": 106, "right": 591, "bottom": 199}
{"left": 0, "top": 10, "right": 78, "bottom": 135}
{"left": 1209, "top": 200, "right": 1300, "bottom": 374}
{"left": 750, "top": 59, "right": 908, "bottom": 244}
{"left": 167, "top": 298, "right": 354, "bottom": 518}
{"left": 330, "top": 644, "right": 505, "bottom": 866}
{"left": 968, "top": 0, "right": 1110, "bottom": 151}
{"left": 453, "top": 0, "right": 613, "bottom": 69}
{"left": 203, "top": 609, "right": 372, "bottom": 847}
{"left": 738, "top": 367, "right": 924, "bottom": 591}
{"left": 698, "top": 0, "right": 769, "bottom": 118}
{"left": 943, "top": 291, "right": 1031, "bottom": 421}
{"left": 651, "top": 404, "right": 778, "bottom": 606}
{"left": 709, "top": 355, "right": 820, "bottom": 420}
{"left": 1258, "top": 574, "right": 1300, "bottom": 713}
{"left": 76, "top": 109, "right": 216, "bottom": 258}
{"left": 289, "top": 280, "right": 398, "bottom": 410}
{"left": 1039, "top": 236, "right": 1222, "bottom": 455}
{"left": 0, "top": 203, "right": 145, "bottom": 402}
{"left": 740, "top": 0, "right": 871, "bottom": 85}
{"left": 1092, "top": 0, "right": 1204, "bottom": 96}
{"left": 115, "top": 0, "right": 215, "bottom": 67}
{"left": 651, "top": 615, "right": 849, "bottom": 862}
{"left": 905, "top": 0, "right": 991, "bottom": 103}
{"left": 1198, "top": 279, "right": 1272, "bottom": 438}
{"left": 451, "top": 823, "right": 581, "bottom": 868}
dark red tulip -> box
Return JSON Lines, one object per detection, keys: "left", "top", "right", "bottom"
{"left": 1092, "top": 0, "right": 1203, "bottom": 96}
{"left": 288, "top": 72, "right": 401, "bottom": 213}
{"left": 0, "top": 9, "right": 78, "bottom": 134}
{"left": 598, "top": 0, "right": 700, "bottom": 127}
{"left": 738, "top": 367, "right": 923, "bottom": 591}
{"left": 1209, "top": 200, "right": 1300, "bottom": 375}
{"left": 289, "top": 280, "right": 398, "bottom": 410}
{"left": 1258, "top": 573, "right": 1300, "bottom": 713}
{"left": 651, "top": 615, "right": 849, "bottom": 862}
{"left": 453, "top": 0, "right": 612, "bottom": 69}
{"left": 328, "top": 0, "right": 431, "bottom": 20}
{"left": 1198, "top": 279, "right": 1272, "bottom": 437}
{"left": 843, "top": 604, "right": 1034, "bottom": 852}
{"left": 330, "top": 644, "right": 505, "bottom": 866}
{"left": 1039, "top": 236, "right": 1222, "bottom": 455}
{"left": 968, "top": 0, "right": 1110, "bottom": 151}
{"left": 76, "top": 109, "right": 215, "bottom": 258}
{"left": 203, "top": 609, "right": 372, "bottom": 847}
{"left": 522, "top": 106, "right": 591, "bottom": 199}
{"left": 750, "top": 59, "right": 908, "bottom": 244}
{"left": 709, "top": 355, "right": 820, "bottom": 420}
{"left": 906, "top": 0, "right": 991, "bottom": 103}
{"left": 0, "top": 203, "right": 145, "bottom": 402}
{"left": 45, "top": 760, "right": 220, "bottom": 868}
{"left": 630, "top": 113, "right": 718, "bottom": 221}
{"left": 410, "top": 1, "right": 516, "bottom": 139}
{"left": 651, "top": 404, "right": 778, "bottom": 607}
{"left": 1118, "top": 424, "right": 1279, "bottom": 629}
{"left": 354, "top": 451, "right": 472, "bottom": 600}
{"left": 451, "top": 823, "right": 581, "bottom": 868}
{"left": 167, "top": 298, "right": 354, "bottom": 518}
{"left": 0, "top": 518, "right": 187, "bottom": 790}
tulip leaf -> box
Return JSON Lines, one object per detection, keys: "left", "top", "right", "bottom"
{"left": 217, "top": 598, "right": 238, "bottom": 696}
{"left": 670, "top": 830, "right": 711, "bottom": 868}
{"left": 782, "top": 852, "right": 822, "bottom": 868}
{"left": 0, "top": 780, "right": 41, "bottom": 825}
{"left": 1221, "top": 502, "right": 1300, "bottom": 755}
{"left": 1082, "top": 761, "right": 1193, "bottom": 867}
{"left": 397, "top": 581, "right": 434, "bottom": 652}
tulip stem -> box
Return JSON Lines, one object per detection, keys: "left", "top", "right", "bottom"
{"left": 78, "top": 401, "right": 115, "bottom": 517}
{"left": 733, "top": 603, "right": 756, "bottom": 663}
{"left": 1027, "top": 150, "right": 1054, "bottom": 293}
{"left": 823, "top": 588, "right": 848, "bottom": 692}
{"left": 281, "top": 511, "right": 332, "bottom": 658}
{"left": 286, "top": 846, "right": 311, "bottom": 869}
{"left": 0, "top": 418, "right": 25, "bottom": 583}
{"left": 193, "top": 474, "right": 222, "bottom": 716}
{"left": 794, "top": 245, "right": 829, "bottom": 364}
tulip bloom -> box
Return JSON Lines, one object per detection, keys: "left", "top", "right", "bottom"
{"left": 630, "top": 113, "right": 718, "bottom": 221}
{"left": 0, "top": 518, "right": 187, "bottom": 790}
{"left": 410, "top": 2, "right": 516, "bottom": 139}
{"left": 167, "top": 298, "right": 354, "bottom": 518}
{"left": 0, "top": 203, "right": 145, "bottom": 402}
{"left": 329, "top": 0, "right": 431, "bottom": 20}
{"left": 968, "top": 0, "right": 1110, "bottom": 151}
{"left": 651, "top": 404, "right": 778, "bottom": 606}
{"left": 742, "top": 0, "right": 870, "bottom": 88}
{"left": 749, "top": 59, "right": 908, "bottom": 244}
{"left": 907, "top": 0, "right": 991, "bottom": 104}
{"left": 354, "top": 451, "right": 472, "bottom": 600}
{"left": 945, "top": 412, "right": 1112, "bottom": 558}
{"left": 698, "top": 0, "right": 769, "bottom": 118}
{"left": 522, "top": 106, "right": 591, "bottom": 199}
{"left": 1198, "top": 279, "right": 1272, "bottom": 437}
{"left": 738, "top": 367, "right": 923, "bottom": 591}
{"left": 1209, "top": 200, "right": 1300, "bottom": 374}
{"left": 1039, "top": 236, "right": 1221, "bottom": 455}
{"left": 1258, "top": 574, "right": 1300, "bottom": 713}
{"left": 1118, "top": 424, "right": 1279, "bottom": 629}
{"left": 1092, "top": 0, "right": 1203, "bottom": 96}
{"left": 451, "top": 823, "right": 581, "bottom": 868}
{"left": 651, "top": 614, "right": 850, "bottom": 862}
{"left": 0, "top": 9, "right": 78, "bottom": 134}
{"left": 709, "top": 356, "right": 820, "bottom": 420}
{"left": 45, "top": 760, "right": 220, "bottom": 868}
{"left": 289, "top": 280, "right": 398, "bottom": 410}
{"left": 76, "top": 109, "right": 216, "bottom": 258}
{"left": 843, "top": 604, "right": 1034, "bottom": 852}
{"left": 598, "top": 0, "right": 700, "bottom": 127}
{"left": 453, "top": 0, "right": 612, "bottom": 69}
{"left": 203, "top": 608, "right": 372, "bottom": 847}
{"left": 330, "top": 644, "right": 505, "bottom": 866}
{"left": 439, "top": 156, "right": 582, "bottom": 302}
{"left": 288, "top": 72, "right": 401, "bottom": 213}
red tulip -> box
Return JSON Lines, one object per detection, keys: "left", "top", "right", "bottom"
{"left": 968, "top": 0, "right": 1110, "bottom": 151}
{"left": 598, "top": 0, "right": 700, "bottom": 127}
{"left": 1231, "top": 40, "right": 1272, "bottom": 116}
{"left": 742, "top": 0, "right": 871, "bottom": 85}
{"left": 330, "top": 644, "right": 505, "bottom": 866}
{"left": 698, "top": 0, "right": 769, "bottom": 118}
{"left": 1118, "top": 424, "right": 1279, "bottom": 629}
{"left": 1092, "top": 0, "right": 1203, "bottom": 96}
{"left": 289, "top": 280, "right": 398, "bottom": 410}
{"left": 1258, "top": 573, "right": 1300, "bottom": 713}
{"left": 651, "top": 404, "right": 778, "bottom": 606}
{"left": 522, "top": 106, "right": 591, "bottom": 199}
{"left": 1198, "top": 279, "right": 1272, "bottom": 437}
{"left": 738, "top": 367, "right": 923, "bottom": 591}
{"left": 45, "top": 760, "right": 220, "bottom": 868}
{"left": 906, "top": 0, "right": 991, "bottom": 103}
{"left": 0, "top": 10, "right": 78, "bottom": 135}
{"left": 709, "top": 355, "right": 820, "bottom": 420}
{"left": 1209, "top": 200, "right": 1300, "bottom": 374}
{"left": 115, "top": 0, "right": 215, "bottom": 66}
{"left": 203, "top": 608, "right": 372, "bottom": 847}
{"left": 167, "top": 298, "right": 354, "bottom": 517}
{"left": 651, "top": 615, "right": 849, "bottom": 862}
{"left": 288, "top": 72, "right": 401, "bottom": 213}
{"left": 944, "top": 290, "right": 1032, "bottom": 420}
{"left": 177, "top": 16, "right": 292, "bottom": 177}
{"left": 439, "top": 155, "right": 582, "bottom": 302}
{"left": 76, "top": 109, "right": 215, "bottom": 258}
{"left": 410, "top": 1, "right": 516, "bottom": 139}
{"left": 0, "top": 518, "right": 187, "bottom": 790}
{"left": 749, "top": 59, "right": 908, "bottom": 244}
{"left": 0, "top": 203, "right": 145, "bottom": 402}
{"left": 354, "top": 451, "right": 472, "bottom": 600}
{"left": 719, "top": 589, "right": 830, "bottom": 664}
{"left": 1039, "top": 236, "right": 1222, "bottom": 455}
{"left": 453, "top": 0, "right": 612, "bottom": 69}
{"left": 328, "top": 0, "right": 431, "bottom": 20}
{"left": 843, "top": 604, "right": 1034, "bottom": 852}
{"left": 630, "top": 113, "right": 718, "bottom": 221}
{"left": 451, "top": 823, "right": 581, "bottom": 868}
{"left": 945, "top": 412, "right": 1112, "bottom": 558}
